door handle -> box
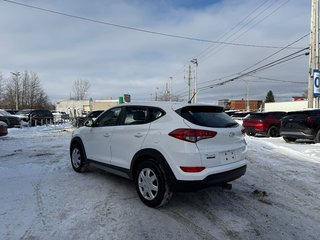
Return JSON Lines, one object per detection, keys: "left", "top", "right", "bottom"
{"left": 104, "top": 133, "right": 110, "bottom": 137}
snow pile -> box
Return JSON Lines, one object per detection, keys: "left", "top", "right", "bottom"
{"left": 0, "top": 125, "right": 319, "bottom": 239}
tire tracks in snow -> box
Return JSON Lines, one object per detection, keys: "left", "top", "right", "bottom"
{"left": 20, "top": 183, "right": 47, "bottom": 240}
{"left": 160, "top": 191, "right": 253, "bottom": 240}
{"left": 160, "top": 207, "right": 219, "bottom": 240}
{"left": 162, "top": 187, "right": 273, "bottom": 240}
{"left": 33, "top": 183, "right": 46, "bottom": 226}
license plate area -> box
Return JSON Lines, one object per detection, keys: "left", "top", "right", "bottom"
{"left": 221, "top": 150, "right": 238, "bottom": 163}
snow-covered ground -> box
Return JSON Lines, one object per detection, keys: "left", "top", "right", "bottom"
{"left": 0, "top": 124, "right": 319, "bottom": 240}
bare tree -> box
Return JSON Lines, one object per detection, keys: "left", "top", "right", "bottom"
{"left": 21, "top": 71, "right": 30, "bottom": 108}
{"left": 29, "top": 72, "right": 43, "bottom": 109}
{"left": 0, "top": 71, "right": 52, "bottom": 110}
{"left": 3, "top": 72, "right": 20, "bottom": 110}
{"left": 71, "top": 79, "right": 90, "bottom": 100}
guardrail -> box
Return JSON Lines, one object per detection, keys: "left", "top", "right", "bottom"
{"left": 27, "top": 116, "right": 69, "bottom": 127}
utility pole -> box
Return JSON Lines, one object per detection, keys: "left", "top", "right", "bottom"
{"left": 308, "top": 0, "right": 319, "bottom": 108}
{"left": 165, "top": 82, "right": 169, "bottom": 101}
{"left": 243, "top": 80, "right": 250, "bottom": 111}
{"left": 188, "top": 65, "right": 191, "bottom": 101}
{"left": 191, "top": 59, "right": 198, "bottom": 103}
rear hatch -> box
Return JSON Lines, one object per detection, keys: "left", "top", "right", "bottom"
{"left": 175, "top": 105, "right": 246, "bottom": 167}
{"left": 243, "top": 113, "right": 265, "bottom": 126}
{"left": 281, "top": 113, "right": 309, "bottom": 131}
{"left": 243, "top": 113, "right": 267, "bottom": 133}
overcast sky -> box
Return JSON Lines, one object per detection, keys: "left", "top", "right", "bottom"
{"left": 0, "top": 0, "right": 310, "bottom": 103}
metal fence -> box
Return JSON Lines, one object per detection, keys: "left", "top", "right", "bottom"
{"left": 26, "top": 116, "right": 69, "bottom": 127}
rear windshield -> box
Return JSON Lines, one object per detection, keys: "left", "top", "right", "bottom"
{"left": 287, "top": 110, "right": 320, "bottom": 116}
{"left": 246, "top": 113, "right": 266, "bottom": 119}
{"left": 176, "top": 106, "right": 238, "bottom": 128}
{"left": 17, "top": 110, "right": 32, "bottom": 115}
{"left": 246, "top": 112, "right": 286, "bottom": 119}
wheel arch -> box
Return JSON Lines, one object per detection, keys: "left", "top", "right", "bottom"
{"left": 70, "top": 137, "right": 86, "bottom": 158}
{"left": 130, "top": 148, "right": 176, "bottom": 185}
{"left": 314, "top": 127, "right": 320, "bottom": 143}
{"left": 268, "top": 125, "right": 280, "bottom": 137}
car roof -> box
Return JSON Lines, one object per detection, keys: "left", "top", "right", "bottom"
{"left": 0, "top": 109, "right": 14, "bottom": 116}
{"left": 287, "top": 109, "right": 320, "bottom": 115}
{"left": 117, "top": 101, "right": 222, "bottom": 111}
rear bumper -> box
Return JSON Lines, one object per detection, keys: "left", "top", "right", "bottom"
{"left": 244, "top": 126, "right": 267, "bottom": 136}
{"left": 280, "top": 130, "right": 314, "bottom": 140}
{"left": 169, "top": 165, "right": 247, "bottom": 192}
{"left": 243, "top": 123, "right": 270, "bottom": 135}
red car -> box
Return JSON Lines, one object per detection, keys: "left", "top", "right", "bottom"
{"left": 243, "top": 112, "right": 287, "bottom": 137}
{"left": 0, "top": 121, "right": 8, "bottom": 136}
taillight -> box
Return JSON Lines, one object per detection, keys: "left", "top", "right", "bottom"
{"left": 180, "top": 166, "right": 206, "bottom": 172}
{"left": 306, "top": 117, "right": 315, "bottom": 124}
{"left": 168, "top": 128, "right": 217, "bottom": 143}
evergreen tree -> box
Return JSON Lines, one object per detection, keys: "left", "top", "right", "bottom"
{"left": 265, "top": 90, "right": 275, "bottom": 103}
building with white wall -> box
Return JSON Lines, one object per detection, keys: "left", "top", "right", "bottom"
{"left": 264, "top": 99, "right": 318, "bottom": 112}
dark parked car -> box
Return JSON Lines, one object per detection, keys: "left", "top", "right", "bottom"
{"left": 16, "top": 109, "right": 54, "bottom": 126}
{"left": 243, "top": 111, "right": 287, "bottom": 137}
{"left": 5, "top": 110, "right": 19, "bottom": 115}
{"left": 280, "top": 109, "right": 320, "bottom": 143}
{"left": 73, "top": 110, "right": 104, "bottom": 127}
{"left": 0, "top": 121, "right": 8, "bottom": 136}
{"left": 0, "top": 109, "right": 22, "bottom": 128}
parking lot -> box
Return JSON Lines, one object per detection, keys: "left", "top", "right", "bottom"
{"left": 0, "top": 124, "right": 319, "bottom": 240}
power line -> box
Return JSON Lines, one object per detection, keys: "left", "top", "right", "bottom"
{"left": 171, "top": 0, "right": 300, "bottom": 81}
{"left": 193, "top": 33, "right": 309, "bottom": 89}
{"left": 239, "top": 33, "right": 310, "bottom": 73}
{"left": 174, "top": 44, "right": 308, "bottom": 98}
{"left": 248, "top": 75, "right": 306, "bottom": 84}
{"left": 194, "top": 0, "right": 293, "bottom": 64}
{"left": 2, "top": 0, "right": 305, "bottom": 50}
{"left": 192, "top": 47, "right": 309, "bottom": 92}
{"left": 196, "top": 0, "right": 274, "bottom": 60}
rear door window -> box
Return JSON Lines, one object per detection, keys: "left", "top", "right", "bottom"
{"left": 149, "top": 107, "right": 166, "bottom": 122}
{"left": 176, "top": 106, "right": 238, "bottom": 128}
{"left": 123, "top": 107, "right": 148, "bottom": 125}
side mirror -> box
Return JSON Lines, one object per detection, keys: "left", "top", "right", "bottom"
{"left": 84, "top": 119, "right": 94, "bottom": 127}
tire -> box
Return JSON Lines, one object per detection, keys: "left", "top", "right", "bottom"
{"left": 267, "top": 126, "right": 279, "bottom": 137}
{"left": 135, "top": 161, "right": 172, "bottom": 208}
{"left": 314, "top": 129, "right": 320, "bottom": 143}
{"left": 70, "top": 143, "right": 88, "bottom": 172}
{"left": 247, "top": 132, "right": 255, "bottom": 137}
{"left": 283, "top": 137, "right": 296, "bottom": 143}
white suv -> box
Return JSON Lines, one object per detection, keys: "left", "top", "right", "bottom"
{"left": 70, "top": 102, "right": 247, "bottom": 207}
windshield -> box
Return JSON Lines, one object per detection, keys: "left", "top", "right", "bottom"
{"left": 17, "top": 110, "right": 32, "bottom": 115}
{"left": 0, "top": 110, "right": 11, "bottom": 116}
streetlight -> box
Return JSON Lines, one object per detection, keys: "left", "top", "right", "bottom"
{"left": 10, "top": 71, "right": 20, "bottom": 110}
{"left": 191, "top": 58, "right": 198, "bottom": 103}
